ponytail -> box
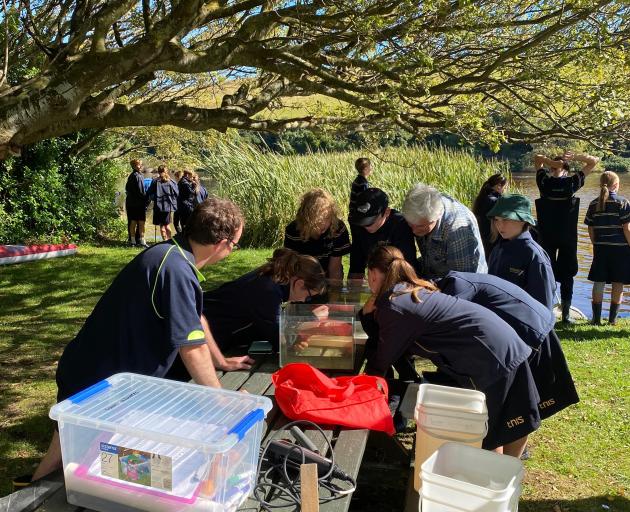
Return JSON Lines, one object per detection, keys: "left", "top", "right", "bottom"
{"left": 597, "top": 171, "right": 619, "bottom": 212}
{"left": 472, "top": 173, "right": 507, "bottom": 218}
{"left": 367, "top": 245, "right": 436, "bottom": 302}
{"left": 258, "top": 248, "right": 326, "bottom": 294}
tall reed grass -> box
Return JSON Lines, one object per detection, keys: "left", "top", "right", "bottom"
{"left": 200, "top": 142, "right": 509, "bottom": 247}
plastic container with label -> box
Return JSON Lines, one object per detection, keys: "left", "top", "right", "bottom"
{"left": 414, "top": 383, "right": 488, "bottom": 492}
{"left": 50, "top": 373, "right": 272, "bottom": 512}
{"left": 420, "top": 443, "right": 523, "bottom": 512}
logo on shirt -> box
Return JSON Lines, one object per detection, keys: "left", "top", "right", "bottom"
{"left": 509, "top": 267, "right": 525, "bottom": 276}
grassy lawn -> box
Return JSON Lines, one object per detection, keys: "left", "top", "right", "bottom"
{"left": 0, "top": 244, "right": 628, "bottom": 512}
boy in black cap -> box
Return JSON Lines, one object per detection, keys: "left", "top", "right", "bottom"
{"left": 348, "top": 187, "right": 418, "bottom": 278}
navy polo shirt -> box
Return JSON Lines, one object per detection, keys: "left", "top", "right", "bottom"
{"left": 56, "top": 235, "right": 206, "bottom": 401}
{"left": 283, "top": 220, "right": 351, "bottom": 275}
{"left": 584, "top": 192, "right": 630, "bottom": 246}
{"left": 487, "top": 231, "right": 556, "bottom": 310}
{"left": 203, "top": 271, "right": 290, "bottom": 351}
{"left": 349, "top": 209, "right": 418, "bottom": 276}
{"left": 364, "top": 285, "right": 531, "bottom": 391}
{"left": 437, "top": 271, "right": 555, "bottom": 350}
{"left": 536, "top": 168, "right": 585, "bottom": 199}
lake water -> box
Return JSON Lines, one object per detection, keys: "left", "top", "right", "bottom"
{"left": 512, "top": 172, "right": 630, "bottom": 319}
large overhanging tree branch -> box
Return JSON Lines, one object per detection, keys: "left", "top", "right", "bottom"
{"left": 0, "top": 0, "right": 628, "bottom": 158}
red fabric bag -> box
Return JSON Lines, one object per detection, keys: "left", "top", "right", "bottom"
{"left": 272, "top": 363, "right": 395, "bottom": 435}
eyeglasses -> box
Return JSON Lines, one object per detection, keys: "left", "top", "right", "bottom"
{"left": 228, "top": 239, "right": 241, "bottom": 251}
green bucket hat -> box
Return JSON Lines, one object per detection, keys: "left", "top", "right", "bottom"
{"left": 486, "top": 193, "right": 536, "bottom": 226}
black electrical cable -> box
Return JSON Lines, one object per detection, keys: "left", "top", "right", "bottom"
{"left": 253, "top": 420, "right": 357, "bottom": 511}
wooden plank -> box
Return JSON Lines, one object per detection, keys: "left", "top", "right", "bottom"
{"left": 35, "top": 486, "right": 82, "bottom": 512}
{"left": 219, "top": 368, "right": 252, "bottom": 390}
{"left": 0, "top": 472, "right": 64, "bottom": 512}
{"left": 322, "top": 429, "right": 369, "bottom": 512}
{"left": 300, "top": 464, "right": 319, "bottom": 512}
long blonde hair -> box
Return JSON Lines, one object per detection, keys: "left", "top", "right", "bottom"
{"left": 258, "top": 248, "right": 326, "bottom": 294}
{"left": 367, "top": 245, "right": 436, "bottom": 301}
{"left": 597, "top": 171, "right": 619, "bottom": 212}
{"left": 295, "top": 188, "right": 341, "bottom": 240}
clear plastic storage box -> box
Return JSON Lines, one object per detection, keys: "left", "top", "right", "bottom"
{"left": 279, "top": 303, "right": 355, "bottom": 370}
{"left": 50, "top": 373, "right": 272, "bottom": 512}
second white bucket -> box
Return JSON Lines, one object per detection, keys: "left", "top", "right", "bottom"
{"left": 414, "top": 383, "right": 488, "bottom": 492}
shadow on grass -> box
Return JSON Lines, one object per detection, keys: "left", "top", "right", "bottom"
{"left": 555, "top": 323, "right": 630, "bottom": 342}
{"left": 520, "top": 496, "right": 629, "bottom": 512}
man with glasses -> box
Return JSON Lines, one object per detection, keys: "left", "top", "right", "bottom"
{"left": 348, "top": 188, "right": 419, "bottom": 278}
{"left": 31, "top": 196, "right": 251, "bottom": 483}
{"left": 402, "top": 183, "right": 487, "bottom": 279}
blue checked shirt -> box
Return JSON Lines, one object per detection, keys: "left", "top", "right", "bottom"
{"left": 416, "top": 194, "right": 487, "bottom": 279}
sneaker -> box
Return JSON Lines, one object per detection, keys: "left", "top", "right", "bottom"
{"left": 138, "top": 239, "right": 149, "bottom": 248}
{"left": 520, "top": 447, "right": 531, "bottom": 460}
{"left": 126, "top": 239, "right": 135, "bottom": 247}
{"left": 12, "top": 474, "right": 33, "bottom": 491}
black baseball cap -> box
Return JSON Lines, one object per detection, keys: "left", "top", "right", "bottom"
{"left": 350, "top": 188, "right": 389, "bottom": 227}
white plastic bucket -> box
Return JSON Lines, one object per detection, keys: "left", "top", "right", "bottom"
{"left": 419, "top": 443, "right": 524, "bottom": 512}
{"left": 414, "top": 384, "right": 488, "bottom": 492}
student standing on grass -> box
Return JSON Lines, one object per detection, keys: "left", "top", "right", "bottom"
{"left": 166, "top": 248, "right": 326, "bottom": 385}
{"left": 402, "top": 183, "right": 487, "bottom": 279}
{"left": 360, "top": 246, "right": 539, "bottom": 458}
{"left": 124, "top": 158, "right": 149, "bottom": 247}
{"left": 284, "top": 188, "right": 351, "bottom": 279}
{"left": 349, "top": 158, "right": 372, "bottom": 247}
{"left": 487, "top": 194, "right": 556, "bottom": 311}
{"left": 148, "top": 164, "right": 179, "bottom": 241}
{"left": 534, "top": 151, "right": 599, "bottom": 323}
{"left": 173, "top": 170, "right": 183, "bottom": 233}
{"left": 29, "top": 197, "right": 252, "bottom": 483}
{"left": 472, "top": 173, "right": 508, "bottom": 257}
{"left": 437, "top": 271, "right": 579, "bottom": 425}
{"left": 348, "top": 187, "right": 418, "bottom": 278}
{"left": 584, "top": 171, "right": 630, "bottom": 325}
{"left": 177, "top": 169, "right": 197, "bottom": 228}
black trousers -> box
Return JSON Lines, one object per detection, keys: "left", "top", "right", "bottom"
{"left": 539, "top": 237, "right": 578, "bottom": 301}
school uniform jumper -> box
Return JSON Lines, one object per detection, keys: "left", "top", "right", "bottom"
{"left": 284, "top": 220, "right": 351, "bottom": 277}
{"left": 125, "top": 171, "right": 148, "bottom": 221}
{"left": 535, "top": 168, "right": 584, "bottom": 303}
{"left": 362, "top": 285, "right": 540, "bottom": 449}
{"left": 55, "top": 235, "right": 207, "bottom": 402}
{"left": 437, "top": 271, "right": 579, "bottom": 420}
{"left": 148, "top": 178, "right": 179, "bottom": 226}
{"left": 177, "top": 177, "right": 196, "bottom": 226}
{"left": 584, "top": 191, "right": 630, "bottom": 284}
{"left": 349, "top": 209, "right": 418, "bottom": 276}
{"left": 488, "top": 230, "right": 556, "bottom": 311}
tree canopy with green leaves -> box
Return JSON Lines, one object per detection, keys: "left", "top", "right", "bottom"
{"left": 0, "top": 0, "right": 628, "bottom": 158}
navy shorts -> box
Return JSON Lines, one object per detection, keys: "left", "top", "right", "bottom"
{"left": 529, "top": 330, "right": 579, "bottom": 420}
{"left": 126, "top": 202, "right": 147, "bottom": 222}
{"left": 153, "top": 210, "right": 172, "bottom": 227}
{"left": 588, "top": 244, "right": 630, "bottom": 284}
{"left": 482, "top": 362, "right": 541, "bottom": 450}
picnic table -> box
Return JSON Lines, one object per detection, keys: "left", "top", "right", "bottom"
{"left": 1, "top": 348, "right": 370, "bottom": 512}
